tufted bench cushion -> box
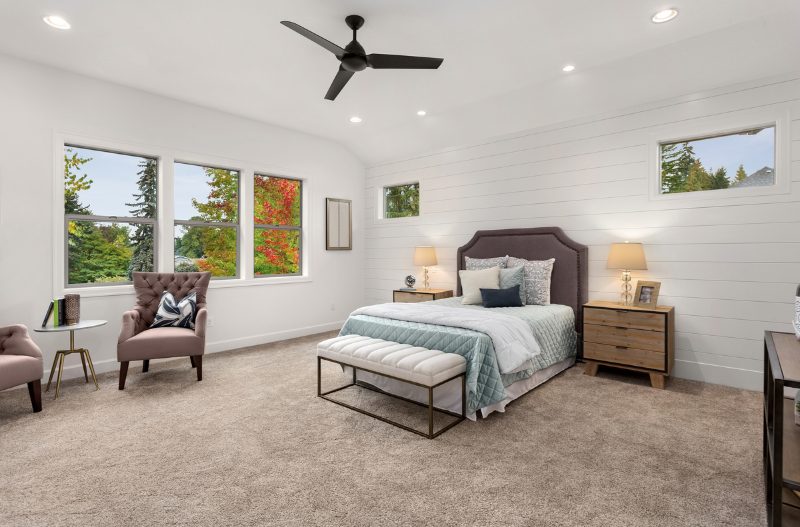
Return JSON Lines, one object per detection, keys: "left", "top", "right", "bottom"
{"left": 317, "top": 335, "right": 466, "bottom": 387}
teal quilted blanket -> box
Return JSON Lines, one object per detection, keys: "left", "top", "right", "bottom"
{"left": 339, "top": 297, "right": 577, "bottom": 414}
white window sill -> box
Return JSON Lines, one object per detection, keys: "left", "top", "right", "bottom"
{"left": 63, "top": 275, "right": 312, "bottom": 298}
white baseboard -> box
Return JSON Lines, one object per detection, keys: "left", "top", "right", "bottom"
{"left": 3, "top": 321, "right": 345, "bottom": 391}
{"left": 671, "top": 359, "right": 761, "bottom": 391}
{"left": 203, "top": 320, "right": 345, "bottom": 354}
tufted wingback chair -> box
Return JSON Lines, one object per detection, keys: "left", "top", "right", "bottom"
{"left": 0, "top": 325, "right": 43, "bottom": 412}
{"left": 117, "top": 272, "right": 211, "bottom": 389}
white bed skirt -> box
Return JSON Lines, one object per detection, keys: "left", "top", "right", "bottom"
{"left": 352, "top": 356, "right": 576, "bottom": 421}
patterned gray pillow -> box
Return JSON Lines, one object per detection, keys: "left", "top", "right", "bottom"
{"left": 507, "top": 257, "right": 555, "bottom": 306}
{"left": 499, "top": 266, "right": 525, "bottom": 305}
{"left": 465, "top": 256, "right": 508, "bottom": 270}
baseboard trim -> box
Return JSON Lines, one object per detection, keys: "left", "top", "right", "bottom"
{"left": 2, "top": 321, "right": 345, "bottom": 391}
{"left": 203, "top": 320, "right": 345, "bottom": 354}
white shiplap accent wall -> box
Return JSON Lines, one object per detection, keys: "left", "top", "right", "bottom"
{"left": 363, "top": 72, "right": 800, "bottom": 391}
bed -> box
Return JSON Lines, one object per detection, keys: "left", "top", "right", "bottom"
{"left": 340, "top": 227, "right": 588, "bottom": 419}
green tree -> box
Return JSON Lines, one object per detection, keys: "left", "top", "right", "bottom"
{"left": 734, "top": 164, "right": 748, "bottom": 183}
{"left": 708, "top": 167, "right": 730, "bottom": 190}
{"left": 178, "top": 218, "right": 207, "bottom": 259}
{"left": 192, "top": 169, "right": 238, "bottom": 276}
{"left": 64, "top": 148, "right": 93, "bottom": 215}
{"left": 68, "top": 223, "right": 132, "bottom": 283}
{"left": 684, "top": 159, "right": 711, "bottom": 192}
{"left": 125, "top": 159, "right": 157, "bottom": 279}
{"left": 660, "top": 142, "right": 696, "bottom": 194}
{"left": 385, "top": 183, "right": 420, "bottom": 218}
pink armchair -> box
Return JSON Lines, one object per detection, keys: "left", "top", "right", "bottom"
{"left": 117, "top": 272, "right": 211, "bottom": 389}
{"left": 0, "top": 325, "right": 43, "bottom": 412}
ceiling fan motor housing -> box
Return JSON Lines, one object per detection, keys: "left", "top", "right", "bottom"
{"left": 342, "top": 40, "right": 367, "bottom": 72}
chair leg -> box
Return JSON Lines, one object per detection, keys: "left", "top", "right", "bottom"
{"left": 142, "top": 359, "right": 149, "bottom": 373}
{"left": 119, "top": 361, "right": 129, "bottom": 390}
{"left": 190, "top": 356, "right": 196, "bottom": 368}
{"left": 194, "top": 355, "right": 202, "bottom": 381}
{"left": 27, "top": 381, "right": 42, "bottom": 413}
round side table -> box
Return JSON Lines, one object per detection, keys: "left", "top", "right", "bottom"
{"left": 34, "top": 320, "right": 107, "bottom": 399}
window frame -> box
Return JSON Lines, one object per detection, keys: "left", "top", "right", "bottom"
{"left": 647, "top": 107, "right": 791, "bottom": 202}
{"left": 173, "top": 161, "right": 241, "bottom": 280}
{"left": 62, "top": 144, "right": 159, "bottom": 289}
{"left": 53, "top": 132, "right": 314, "bottom": 299}
{"left": 253, "top": 174, "right": 303, "bottom": 278}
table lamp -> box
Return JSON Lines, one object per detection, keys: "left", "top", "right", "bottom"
{"left": 413, "top": 246, "right": 437, "bottom": 290}
{"left": 606, "top": 242, "right": 647, "bottom": 306}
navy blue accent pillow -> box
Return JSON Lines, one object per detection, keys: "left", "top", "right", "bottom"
{"left": 480, "top": 285, "right": 524, "bottom": 308}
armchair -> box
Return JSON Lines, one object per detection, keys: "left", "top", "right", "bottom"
{"left": 117, "top": 272, "right": 211, "bottom": 389}
{"left": 0, "top": 324, "right": 44, "bottom": 412}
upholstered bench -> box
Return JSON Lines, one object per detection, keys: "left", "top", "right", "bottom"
{"left": 317, "top": 335, "right": 467, "bottom": 439}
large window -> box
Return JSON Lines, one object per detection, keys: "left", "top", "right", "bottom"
{"left": 253, "top": 175, "right": 301, "bottom": 276}
{"left": 174, "top": 163, "right": 239, "bottom": 278}
{"left": 64, "top": 146, "right": 156, "bottom": 285}
{"left": 384, "top": 182, "right": 419, "bottom": 218}
{"left": 660, "top": 126, "right": 775, "bottom": 194}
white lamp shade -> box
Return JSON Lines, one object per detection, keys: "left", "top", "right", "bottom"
{"left": 413, "top": 246, "right": 438, "bottom": 266}
{"left": 606, "top": 243, "right": 647, "bottom": 270}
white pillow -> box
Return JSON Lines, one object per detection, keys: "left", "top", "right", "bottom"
{"left": 459, "top": 266, "right": 500, "bottom": 305}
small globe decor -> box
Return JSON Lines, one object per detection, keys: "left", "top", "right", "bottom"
{"left": 404, "top": 275, "right": 416, "bottom": 288}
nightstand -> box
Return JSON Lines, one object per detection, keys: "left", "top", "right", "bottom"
{"left": 581, "top": 300, "right": 675, "bottom": 389}
{"left": 393, "top": 289, "right": 453, "bottom": 303}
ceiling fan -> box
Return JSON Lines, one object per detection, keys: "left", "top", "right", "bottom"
{"left": 280, "top": 15, "right": 444, "bottom": 101}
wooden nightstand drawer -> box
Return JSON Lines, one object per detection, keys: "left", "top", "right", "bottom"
{"left": 584, "top": 342, "right": 665, "bottom": 372}
{"left": 584, "top": 307, "right": 665, "bottom": 332}
{"left": 584, "top": 323, "right": 665, "bottom": 352}
{"left": 394, "top": 292, "right": 433, "bottom": 303}
{"left": 393, "top": 289, "right": 453, "bottom": 303}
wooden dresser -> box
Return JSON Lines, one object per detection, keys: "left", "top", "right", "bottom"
{"left": 581, "top": 300, "right": 675, "bottom": 389}
{"left": 393, "top": 289, "right": 453, "bottom": 303}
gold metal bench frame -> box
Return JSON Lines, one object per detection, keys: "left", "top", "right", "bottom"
{"left": 317, "top": 356, "right": 466, "bottom": 439}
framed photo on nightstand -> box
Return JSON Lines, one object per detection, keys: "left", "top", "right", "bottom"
{"left": 633, "top": 281, "right": 661, "bottom": 308}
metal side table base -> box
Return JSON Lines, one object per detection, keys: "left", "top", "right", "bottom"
{"left": 43, "top": 328, "right": 100, "bottom": 400}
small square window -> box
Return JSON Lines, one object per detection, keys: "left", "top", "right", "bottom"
{"left": 384, "top": 183, "right": 419, "bottom": 218}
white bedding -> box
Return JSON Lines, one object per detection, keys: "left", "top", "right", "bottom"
{"left": 353, "top": 356, "right": 575, "bottom": 420}
{"left": 350, "top": 302, "right": 542, "bottom": 374}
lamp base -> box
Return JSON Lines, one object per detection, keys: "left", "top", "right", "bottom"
{"left": 619, "top": 270, "right": 633, "bottom": 306}
{"left": 422, "top": 266, "right": 430, "bottom": 290}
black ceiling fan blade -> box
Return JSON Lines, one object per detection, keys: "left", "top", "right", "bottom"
{"left": 366, "top": 54, "right": 444, "bottom": 69}
{"left": 281, "top": 21, "right": 345, "bottom": 58}
{"left": 325, "top": 66, "right": 355, "bottom": 101}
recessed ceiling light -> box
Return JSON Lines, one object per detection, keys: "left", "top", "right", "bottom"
{"left": 562, "top": 65, "right": 575, "bottom": 72}
{"left": 417, "top": 110, "right": 427, "bottom": 116}
{"left": 43, "top": 16, "right": 70, "bottom": 29}
{"left": 652, "top": 9, "right": 678, "bottom": 23}
{"left": 349, "top": 117, "right": 362, "bottom": 123}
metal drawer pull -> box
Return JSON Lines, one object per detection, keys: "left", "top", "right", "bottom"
{"left": 616, "top": 346, "right": 627, "bottom": 349}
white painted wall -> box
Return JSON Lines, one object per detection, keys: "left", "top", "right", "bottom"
{"left": 365, "top": 71, "right": 800, "bottom": 391}
{"left": 0, "top": 53, "right": 365, "bottom": 385}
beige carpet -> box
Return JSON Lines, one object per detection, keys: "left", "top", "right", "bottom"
{"left": 0, "top": 330, "right": 766, "bottom": 526}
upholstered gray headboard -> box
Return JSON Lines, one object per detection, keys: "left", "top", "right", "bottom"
{"left": 456, "top": 227, "right": 589, "bottom": 335}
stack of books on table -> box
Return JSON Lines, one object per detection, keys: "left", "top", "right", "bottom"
{"left": 41, "top": 299, "right": 66, "bottom": 327}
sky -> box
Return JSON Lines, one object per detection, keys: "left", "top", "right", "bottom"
{"left": 68, "top": 147, "right": 232, "bottom": 232}
{"left": 680, "top": 127, "right": 775, "bottom": 179}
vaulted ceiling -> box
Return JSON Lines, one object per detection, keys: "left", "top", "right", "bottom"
{"left": 1, "top": 0, "right": 799, "bottom": 165}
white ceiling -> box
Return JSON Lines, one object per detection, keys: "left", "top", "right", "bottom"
{"left": 1, "top": 0, "right": 799, "bottom": 165}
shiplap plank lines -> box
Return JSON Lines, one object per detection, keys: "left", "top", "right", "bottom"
{"left": 363, "top": 74, "right": 800, "bottom": 390}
